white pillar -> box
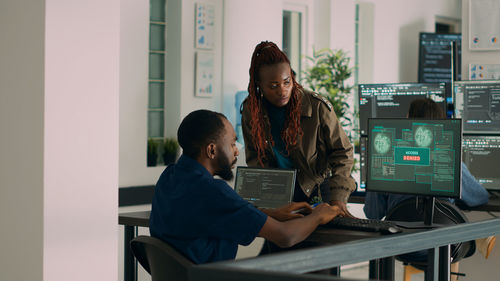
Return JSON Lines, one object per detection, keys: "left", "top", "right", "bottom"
{"left": 0, "top": 1, "right": 120, "bottom": 280}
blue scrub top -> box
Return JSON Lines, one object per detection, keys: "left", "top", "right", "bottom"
{"left": 149, "top": 155, "right": 267, "bottom": 264}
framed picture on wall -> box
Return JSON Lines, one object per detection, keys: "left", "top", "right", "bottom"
{"left": 195, "top": 2, "right": 215, "bottom": 49}
{"left": 195, "top": 51, "right": 214, "bottom": 97}
{"left": 469, "top": 0, "right": 500, "bottom": 50}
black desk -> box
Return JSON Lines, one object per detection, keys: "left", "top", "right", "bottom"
{"left": 119, "top": 211, "right": 416, "bottom": 281}
{"left": 119, "top": 198, "right": 500, "bottom": 281}
{"left": 197, "top": 219, "right": 500, "bottom": 281}
{"left": 119, "top": 211, "right": 150, "bottom": 281}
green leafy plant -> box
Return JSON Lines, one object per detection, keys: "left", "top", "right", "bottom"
{"left": 302, "top": 48, "right": 353, "bottom": 127}
{"left": 147, "top": 138, "right": 159, "bottom": 167}
{"left": 301, "top": 48, "right": 359, "bottom": 171}
{"left": 163, "top": 137, "right": 179, "bottom": 165}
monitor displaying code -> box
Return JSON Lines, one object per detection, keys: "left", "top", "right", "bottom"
{"left": 234, "top": 167, "right": 296, "bottom": 208}
{"left": 454, "top": 80, "right": 500, "bottom": 134}
{"left": 366, "top": 118, "right": 462, "bottom": 198}
{"left": 418, "top": 32, "right": 461, "bottom": 84}
{"left": 463, "top": 135, "right": 500, "bottom": 191}
{"left": 359, "top": 83, "right": 447, "bottom": 135}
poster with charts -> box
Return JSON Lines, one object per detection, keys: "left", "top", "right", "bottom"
{"left": 469, "top": 64, "right": 500, "bottom": 80}
{"left": 195, "top": 2, "right": 215, "bottom": 49}
{"left": 195, "top": 52, "right": 214, "bottom": 97}
{"left": 469, "top": 0, "right": 500, "bottom": 50}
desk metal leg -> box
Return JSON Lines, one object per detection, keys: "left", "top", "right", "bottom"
{"left": 329, "top": 266, "right": 340, "bottom": 276}
{"left": 439, "top": 245, "right": 451, "bottom": 281}
{"left": 124, "top": 225, "right": 137, "bottom": 281}
{"left": 425, "top": 247, "right": 439, "bottom": 281}
{"left": 369, "top": 257, "right": 395, "bottom": 281}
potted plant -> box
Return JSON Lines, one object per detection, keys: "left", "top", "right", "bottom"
{"left": 301, "top": 48, "right": 359, "bottom": 171}
{"left": 163, "top": 137, "right": 179, "bottom": 165}
{"left": 147, "top": 138, "right": 159, "bottom": 167}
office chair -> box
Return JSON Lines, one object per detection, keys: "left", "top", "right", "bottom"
{"left": 130, "top": 235, "right": 193, "bottom": 281}
{"left": 385, "top": 198, "right": 475, "bottom": 281}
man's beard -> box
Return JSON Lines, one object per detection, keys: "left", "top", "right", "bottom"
{"left": 215, "top": 154, "right": 236, "bottom": 181}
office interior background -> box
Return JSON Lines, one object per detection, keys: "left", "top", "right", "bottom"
{"left": 1, "top": 0, "right": 499, "bottom": 280}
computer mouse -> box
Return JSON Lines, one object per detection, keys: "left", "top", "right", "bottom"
{"left": 386, "top": 226, "right": 402, "bottom": 234}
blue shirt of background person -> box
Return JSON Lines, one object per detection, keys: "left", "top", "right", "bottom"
{"left": 150, "top": 155, "right": 267, "bottom": 264}
{"left": 364, "top": 97, "right": 489, "bottom": 220}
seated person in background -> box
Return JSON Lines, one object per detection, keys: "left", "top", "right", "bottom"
{"left": 364, "top": 98, "right": 494, "bottom": 261}
{"left": 364, "top": 98, "right": 489, "bottom": 220}
{"left": 149, "top": 109, "right": 345, "bottom": 264}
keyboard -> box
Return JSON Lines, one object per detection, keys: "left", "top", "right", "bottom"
{"left": 326, "top": 217, "right": 403, "bottom": 234}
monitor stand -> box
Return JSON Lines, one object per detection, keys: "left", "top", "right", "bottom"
{"left": 391, "top": 197, "right": 447, "bottom": 229}
{"left": 423, "top": 196, "right": 435, "bottom": 226}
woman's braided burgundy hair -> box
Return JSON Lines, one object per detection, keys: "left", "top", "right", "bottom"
{"left": 247, "top": 41, "right": 303, "bottom": 166}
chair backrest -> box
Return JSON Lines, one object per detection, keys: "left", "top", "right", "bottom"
{"left": 130, "top": 235, "right": 193, "bottom": 281}
{"left": 385, "top": 197, "right": 476, "bottom": 267}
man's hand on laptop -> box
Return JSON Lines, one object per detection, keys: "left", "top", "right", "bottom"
{"left": 264, "top": 202, "right": 313, "bottom": 221}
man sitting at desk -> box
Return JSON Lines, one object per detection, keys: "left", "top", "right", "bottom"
{"left": 149, "top": 109, "right": 345, "bottom": 264}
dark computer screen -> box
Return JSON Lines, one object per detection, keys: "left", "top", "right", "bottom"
{"left": 463, "top": 135, "right": 500, "bottom": 191}
{"left": 418, "top": 33, "right": 461, "bottom": 116}
{"left": 366, "top": 118, "right": 462, "bottom": 198}
{"left": 234, "top": 167, "right": 296, "bottom": 208}
{"left": 359, "top": 83, "right": 447, "bottom": 135}
{"left": 418, "top": 32, "right": 461, "bottom": 83}
{"left": 454, "top": 80, "right": 500, "bottom": 134}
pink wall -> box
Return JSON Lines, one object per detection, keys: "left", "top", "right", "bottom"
{"left": 44, "top": 1, "right": 120, "bottom": 280}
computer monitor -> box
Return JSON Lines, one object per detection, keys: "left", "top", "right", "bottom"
{"left": 234, "top": 167, "right": 296, "bottom": 209}
{"left": 463, "top": 135, "right": 500, "bottom": 191}
{"left": 359, "top": 136, "right": 368, "bottom": 191}
{"left": 418, "top": 32, "right": 461, "bottom": 117}
{"left": 366, "top": 118, "right": 462, "bottom": 197}
{"left": 366, "top": 118, "right": 462, "bottom": 225}
{"left": 358, "top": 83, "right": 447, "bottom": 135}
{"left": 418, "top": 32, "right": 461, "bottom": 83}
{"left": 453, "top": 80, "right": 500, "bottom": 134}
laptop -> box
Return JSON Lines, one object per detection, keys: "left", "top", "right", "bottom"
{"left": 234, "top": 166, "right": 297, "bottom": 209}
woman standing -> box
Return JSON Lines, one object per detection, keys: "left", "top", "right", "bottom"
{"left": 241, "top": 41, "right": 356, "bottom": 215}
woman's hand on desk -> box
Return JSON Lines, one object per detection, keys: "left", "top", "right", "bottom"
{"left": 311, "top": 203, "right": 345, "bottom": 224}
{"left": 264, "top": 202, "right": 313, "bottom": 221}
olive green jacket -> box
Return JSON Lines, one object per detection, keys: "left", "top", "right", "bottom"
{"left": 241, "top": 89, "right": 356, "bottom": 203}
